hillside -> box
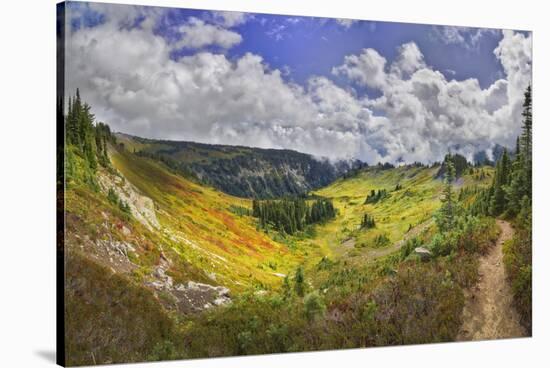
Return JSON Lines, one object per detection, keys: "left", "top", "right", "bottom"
{"left": 61, "top": 87, "right": 521, "bottom": 365}
{"left": 66, "top": 146, "right": 314, "bottom": 291}
{"left": 64, "top": 139, "right": 506, "bottom": 364}
{"left": 115, "top": 133, "right": 365, "bottom": 199}
{"left": 179, "top": 162, "right": 505, "bottom": 358}
{"left": 65, "top": 124, "right": 503, "bottom": 364}
{"left": 290, "top": 163, "right": 494, "bottom": 265}
{"left": 64, "top": 141, "right": 322, "bottom": 364}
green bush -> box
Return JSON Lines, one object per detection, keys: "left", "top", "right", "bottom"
{"left": 400, "top": 237, "right": 421, "bottom": 260}
{"left": 429, "top": 232, "right": 456, "bottom": 257}
{"left": 429, "top": 215, "right": 498, "bottom": 258}
{"left": 303, "top": 291, "right": 326, "bottom": 321}
{"left": 372, "top": 233, "right": 390, "bottom": 248}
{"left": 503, "top": 227, "right": 532, "bottom": 333}
{"left": 107, "top": 187, "right": 119, "bottom": 205}
{"left": 455, "top": 216, "right": 498, "bottom": 254}
{"left": 181, "top": 256, "right": 466, "bottom": 357}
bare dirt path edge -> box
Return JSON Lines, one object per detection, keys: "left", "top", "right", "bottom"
{"left": 456, "top": 220, "right": 527, "bottom": 341}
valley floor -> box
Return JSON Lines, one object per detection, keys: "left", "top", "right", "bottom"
{"left": 457, "top": 220, "right": 527, "bottom": 341}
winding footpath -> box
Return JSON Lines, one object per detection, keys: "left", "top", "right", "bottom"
{"left": 457, "top": 220, "right": 527, "bottom": 341}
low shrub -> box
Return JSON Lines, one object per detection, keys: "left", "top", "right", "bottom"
{"left": 503, "top": 227, "right": 532, "bottom": 333}
{"left": 65, "top": 252, "right": 184, "bottom": 365}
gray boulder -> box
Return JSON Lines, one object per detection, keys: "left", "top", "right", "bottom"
{"left": 414, "top": 246, "right": 432, "bottom": 261}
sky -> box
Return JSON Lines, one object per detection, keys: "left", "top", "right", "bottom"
{"left": 63, "top": 2, "right": 532, "bottom": 164}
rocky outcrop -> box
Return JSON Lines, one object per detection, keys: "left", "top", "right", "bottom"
{"left": 146, "top": 261, "right": 231, "bottom": 314}
{"left": 414, "top": 246, "right": 432, "bottom": 261}
{"left": 97, "top": 171, "right": 160, "bottom": 231}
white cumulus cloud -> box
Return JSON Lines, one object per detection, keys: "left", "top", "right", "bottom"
{"left": 332, "top": 48, "right": 387, "bottom": 89}
{"left": 336, "top": 18, "right": 357, "bottom": 29}
{"left": 65, "top": 4, "right": 532, "bottom": 165}
{"left": 174, "top": 17, "right": 242, "bottom": 49}
{"left": 211, "top": 11, "right": 250, "bottom": 28}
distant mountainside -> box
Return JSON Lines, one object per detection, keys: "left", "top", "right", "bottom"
{"left": 474, "top": 144, "right": 515, "bottom": 166}
{"left": 116, "top": 133, "right": 366, "bottom": 199}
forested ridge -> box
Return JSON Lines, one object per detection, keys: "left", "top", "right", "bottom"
{"left": 117, "top": 134, "right": 365, "bottom": 199}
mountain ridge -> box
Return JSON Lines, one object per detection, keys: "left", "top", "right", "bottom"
{"left": 115, "top": 132, "right": 367, "bottom": 199}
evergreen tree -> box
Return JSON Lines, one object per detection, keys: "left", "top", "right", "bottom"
{"left": 505, "top": 86, "right": 532, "bottom": 215}
{"left": 251, "top": 198, "right": 335, "bottom": 235}
{"left": 252, "top": 199, "right": 260, "bottom": 217}
{"left": 66, "top": 96, "right": 78, "bottom": 145}
{"left": 65, "top": 89, "right": 117, "bottom": 175}
{"left": 294, "top": 265, "right": 305, "bottom": 297}
{"left": 361, "top": 213, "right": 376, "bottom": 229}
{"left": 437, "top": 154, "right": 456, "bottom": 232}
{"left": 490, "top": 149, "right": 510, "bottom": 215}
{"left": 521, "top": 85, "right": 532, "bottom": 164}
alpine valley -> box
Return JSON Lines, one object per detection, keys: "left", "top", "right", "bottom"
{"left": 61, "top": 89, "right": 532, "bottom": 365}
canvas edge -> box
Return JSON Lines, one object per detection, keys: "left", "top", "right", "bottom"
{"left": 56, "top": 2, "right": 66, "bottom": 367}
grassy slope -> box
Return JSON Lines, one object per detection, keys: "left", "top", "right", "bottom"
{"left": 64, "top": 146, "right": 315, "bottom": 364}
{"left": 178, "top": 165, "right": 499, "bottom": 358}
{"left": 67, "top": 144, "right": 494, "bottom": 290}
{"left": 291, "top": 165, "right": 439, "bottom": 266}
{"left": 109, "top": 148, "right": 313, "bottom": 289}
{"left": 297, "top": 165, "right": 494, "bottom": 266}
{"left": 64, "top": 145, "right": 496, "bottom": 363}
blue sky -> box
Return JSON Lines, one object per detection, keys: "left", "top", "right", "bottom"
{"left": 65, "top": 2, "right": 532, "bottom": 163}
{"left": 233, "top": 16, "right": 503, "bottom": 89}
{"left": 157, "top": 7, "right": 507, "bottom": 90}
{"left": 70, "top": 3, "right": 506, "bottom": 89}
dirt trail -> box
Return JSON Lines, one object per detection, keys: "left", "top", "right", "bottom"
{"left": 457, "top": 220, "right": 526, "bottom": 341}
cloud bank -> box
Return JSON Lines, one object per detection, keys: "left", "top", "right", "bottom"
{"left": 65, "top": 4, "right": 532, "bottom": 164}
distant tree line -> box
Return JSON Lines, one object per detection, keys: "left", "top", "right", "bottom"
{"left": 252, "top": 198, "right": 336, "bottom": 235}
{"left": 374, "top": 162, "right": 396, "bottom": 170}
{"left": 340, "top": 162, "right": 369, "bottom": 179}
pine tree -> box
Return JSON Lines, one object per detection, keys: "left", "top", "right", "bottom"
{"left": 66, "top": 96, "right": 77, "bottom": 145}
{"left": 490, "top": 149, "right": 510, "bottom": 215}
{"left": 520, "top": 85, "right": 532, "bottom": 198}
{"left": 361, "top": 213, "right": 375, "bottom": 229}
{"left": 252, "top": 199, "right": 259, "bottom": 217}
{"left": 294, "top": 265, "right": 305, "bottom": 297}
{"left": 521, "top": 85, "right": 532, "bottom": 164}
{"left": 438, "top": 154, "right": 456, "bottom": 232}
{"left": 505, "top": 86, "right": 532, "bottom": 215}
